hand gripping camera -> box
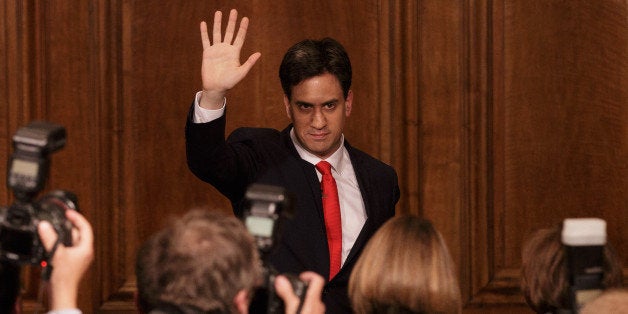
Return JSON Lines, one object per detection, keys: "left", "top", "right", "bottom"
{"left": 0, "top": 121, "right": 78, "bottom": 265}
{"left": 243, "top": 184, "right": 308, "bottom": 314}
{"left": 562, "top": 218, "right": 607, "bottom": 313}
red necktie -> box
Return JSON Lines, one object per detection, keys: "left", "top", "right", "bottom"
{"left": 316, "top": 161, "right": 342, "bottom": 280}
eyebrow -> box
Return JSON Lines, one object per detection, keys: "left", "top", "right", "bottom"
{"left": 294, "top": 98, "right": 339, "bottom": 107}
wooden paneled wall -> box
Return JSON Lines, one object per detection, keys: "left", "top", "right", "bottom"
{"left": 1, "top": 1, "right": 626, "bottom": 313}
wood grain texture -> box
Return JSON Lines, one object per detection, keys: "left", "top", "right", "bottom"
{"left": 1, "top": 0, "right": 625, "bottom": 313}
{"left": 468, "top": 0, "right": 628, "bottom": 308}
{"left": 501, "top": 0, "right": 627, "bottom": 265}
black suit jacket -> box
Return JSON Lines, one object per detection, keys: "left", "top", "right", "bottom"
{"left": 185, "top": 106, "right": 400, "bottom": 313}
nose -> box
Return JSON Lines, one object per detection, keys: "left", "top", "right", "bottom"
{"left": 311, "top": 107, "right": 326, "bottom": 129}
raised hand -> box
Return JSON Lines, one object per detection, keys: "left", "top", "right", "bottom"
{"left": 199, "top": 9, "right": 261, "bottom": 109}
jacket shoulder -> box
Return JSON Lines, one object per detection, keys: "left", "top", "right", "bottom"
{"left": 347, "top": 145, "right": 397, "bottom": 175}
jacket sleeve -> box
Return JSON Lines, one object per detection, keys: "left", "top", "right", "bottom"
{"left": 185, "top": 103, "right": 248, "bottom": 203}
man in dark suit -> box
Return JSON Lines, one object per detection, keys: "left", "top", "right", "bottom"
{"left": 185, "top": 9, "right": 399, "bottom": 313}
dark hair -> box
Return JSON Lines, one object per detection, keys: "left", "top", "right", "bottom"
{"left": 0, "top": 262, "right": 20, "bottom": 314}
{"left": 279, "top": 37, "right": 352, "bottom": 100}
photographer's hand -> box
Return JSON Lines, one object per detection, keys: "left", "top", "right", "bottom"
{"left": 274, "top": 271, "right": 326, "bottom": 314}
{"left": 38, "top": 210, "right": 94, "bottom": 311}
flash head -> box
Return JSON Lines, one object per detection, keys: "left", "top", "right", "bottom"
{"left": 562, "top": 218, "right": 606, "bottom": 246}
{"left": 562, "top": 218, "right": 608, "bottom": 313}
{"left": 12, "top": 121, "right": 66, "bottom": 155}
{"left": 244, "top": 184, "right": 294, "bottom": 253}
{"left": 244, "top": 184, "right": 294, "bottom": 216}
{"left": 7, "top": 121, "right": 66, "bottom": 198}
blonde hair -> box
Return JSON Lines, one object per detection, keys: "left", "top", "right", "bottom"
{"left": 349, "top": 216, "right": 461, "bottom": 314}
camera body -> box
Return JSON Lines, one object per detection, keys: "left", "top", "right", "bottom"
{"left": 562, "top": 218, "right": 606, "bottom": 313}
{"left": 0, "top": 121, "right": 78, "bottom": 265}
{"left": 243, "top": 184, "right": 308, "bottom": 314}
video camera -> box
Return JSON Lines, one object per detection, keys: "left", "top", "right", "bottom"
{"left": 561, "top": 218, "right": 607, "bottom": 313}
{"left": 243, "top": 183, "right": 308, "bottom": 314}
{"left": 0, "top": 121, "right": 78, "bottom": 265}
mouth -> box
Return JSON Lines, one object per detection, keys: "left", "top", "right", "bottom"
{"left": 308, "top": 132, "right": 329, "bottom": 141}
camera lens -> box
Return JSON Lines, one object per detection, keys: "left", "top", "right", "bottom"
{"left": 36, "top": 190, "right": 79, "bottom": 247}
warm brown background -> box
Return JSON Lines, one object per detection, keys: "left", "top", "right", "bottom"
{"left": 1, "top": 1, "right": 626, "bottom": 313}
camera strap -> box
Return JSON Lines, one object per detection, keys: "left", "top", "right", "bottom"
{"left": 41, "top": 239, "right": 61, "bottom": 281}
{"left": 32, "top": 239, "right": 61, "bottom": 314}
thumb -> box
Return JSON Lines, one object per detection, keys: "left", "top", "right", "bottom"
{"left": 240, "top": 52, "right": 261, "bottom": 74}
{"left": 37, "top": 221, "right": 59, "bottom": 252}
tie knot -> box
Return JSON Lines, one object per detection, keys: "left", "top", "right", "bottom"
{"left": 316, "top": 160, "right": 332, "bottom": 175}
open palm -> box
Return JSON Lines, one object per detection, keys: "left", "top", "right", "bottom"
{"left": 200, "top": 10, "right": 260, "bottom": 102}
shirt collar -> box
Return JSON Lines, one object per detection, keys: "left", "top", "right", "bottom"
{"left": 289, "top": 128, "right": 347, "bottom": 175}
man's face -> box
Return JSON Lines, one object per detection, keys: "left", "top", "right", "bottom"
{"left": 284, "top": 73, "right": 353, "bottom": 159}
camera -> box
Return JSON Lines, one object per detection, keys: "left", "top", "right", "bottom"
{"left": 0, "top": 121, "right": 78, "bottom": 265}
{"left": 562, "top": 218, "right": 606, "bottom": 313}
{"left": 243, "top": 184, "right": 308, "bottom": 314}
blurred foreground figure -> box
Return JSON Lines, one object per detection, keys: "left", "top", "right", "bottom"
{"left": 349, "top": 216, "right": 462, "bottom": 314}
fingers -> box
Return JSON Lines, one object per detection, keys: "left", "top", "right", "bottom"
{"left": 200, "top": 21, "right": 210, "bottom": 50}
{"left": 37, "top": 210, "right": 94, "bottom": 258}
{"left": 299, "top": 272, "right": 326, "bottom": 314}
{"left": 65, "top": 210, "right": 94, "bottom": 251}
{"left": 275, "top": 272, "right": 326, "bottom": 314}
{"left": 71, "top": 225, "right": 80, "bottom": 245}
{"left": 205, "top": 9, "right": 249, "bottom": 46}
{"left": 212, "top": 10, "right": 222, "bottom": 44}
{"left": 274, "top": 275, "right": 300, "bottom": 313}
{"left": 300, "top": 272, "right": 325, "bottom": 295}
{"left": 38, "top": 221, "right": 59, "bottom": 252}
{"left": 223, "top": 9, "right": 238, "bottom": 44}
{"left": 232, "top": 16, "right": 249, "bottom": 48}
{"left": 199, "top": 8, "right": 259, "bottom": 95}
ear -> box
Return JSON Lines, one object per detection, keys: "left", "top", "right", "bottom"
{"left": 283, "top": 95, "right": 292, "bottom": 121}
{"left": 233, "top": 289, "right": 249, "bottom": 314}
{"left": 344, "top": 90, "right": 353, "bottom": 117}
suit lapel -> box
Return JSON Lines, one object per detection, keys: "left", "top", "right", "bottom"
{"left": 279, "top": 125, "right": 326, "bottom": 221}
{"left": 278, "top": 126, "right": 330, "bottom": 275}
